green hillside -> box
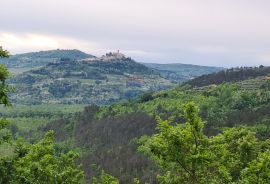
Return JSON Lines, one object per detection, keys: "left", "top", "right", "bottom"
{"left": 4, "top": 50, "right": 223, "bottom": 105}
{"left": 9, "top": 52, "right": 173, "bottom": 105}
{"left": 0, "top": 49, "right": 94, "bottom": 73}
{"left": 142, "top": 63, "right": 223, "bottom": 83}
{"left": 0, "top": 49, "right": 222, "bottom": 81}
{"left": 34, "top": 72, "right": 270, "bottom": 183}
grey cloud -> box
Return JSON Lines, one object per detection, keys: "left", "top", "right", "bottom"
{"left": 1, "top": 0, "right": 270, "bottom": 67}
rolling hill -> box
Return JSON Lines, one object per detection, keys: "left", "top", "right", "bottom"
{"left": 1, "top": 49, "right": 223, "bottom": 80}
{"left": 0, "top": 49, "right": 94, "bottom": 73}
{"left": 142, "top": 63, "right": 223, "bottom": 83}
{"left": 9, "top": 52, "right": 173, "bottom": 105}
{"left": 3, "top": 49, "right": 223, "bottom": 105}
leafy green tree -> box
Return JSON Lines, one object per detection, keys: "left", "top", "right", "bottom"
{"left": 14, "top": 131, "right": 84, "bottom": 184}
{"left": 240, "top": 150, "right": 270, "bottom": 183}
{"left": 139, "top": 102, "right": 270, "bottom": 183}
{"left": 210, "top": 127, "right": 259, "bottom": 181}
{"left": 139, "top": 102, "right": 224, "bottom": 183}
{"left": 92, "top": 170, "right": 119, "bottom": 184}
{"left": 1, "top": 129, "right": 85, "bottom": 184}
{"left": 0, "top": 47, "right": 14, "bottom": 183}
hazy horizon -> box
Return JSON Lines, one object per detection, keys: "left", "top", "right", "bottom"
{"left": 1, "top": 0, "right": 270, "bottom": 67}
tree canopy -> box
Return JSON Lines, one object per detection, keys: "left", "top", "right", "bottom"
{"left": 139, "top": 102, "right": 270, "bottom": 183}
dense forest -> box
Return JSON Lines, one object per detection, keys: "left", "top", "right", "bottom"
{"left": 44, "top": 76, "right": 270, "bottom": 183}
{"left": 1, "top": 46, "right": 270, "bottom": 183}
{"left": 187, "top": 65, "right": 270, "bottom": 87}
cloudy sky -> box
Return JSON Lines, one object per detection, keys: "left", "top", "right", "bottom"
{"left": 1, "top": 0, "right": 270, "bottom": 67}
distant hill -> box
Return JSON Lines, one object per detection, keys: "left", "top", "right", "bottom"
{"left": 1, "top": 49, "right": 223, "bottom": 82}
{"left": 1, "top": 49, "right": 226, "bottom": 105}
{"left": 9, "top": 52, "right": 173, "bottom": 105}
{"left": 0, "top": 49, "right": 94, "bottom": 73}
{"left": 142, "top": 63, "right": 223, "bottom": 83}
{"left": 186, "top": 66, "right": 270, "bottom": 87}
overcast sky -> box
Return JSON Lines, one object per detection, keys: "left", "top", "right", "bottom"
{"left": 1, "top": 0, "right": 270, "bottom": 67}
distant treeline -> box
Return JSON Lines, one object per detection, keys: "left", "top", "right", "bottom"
{"left": 187, "top": 66, "right": 270, "bottom": 87}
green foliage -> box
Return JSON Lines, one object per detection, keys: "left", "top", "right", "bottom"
{"left": 92, "top": 170, "right": 119, "bottom": 184}
{"left": 0, "top": 118, "right": 10, "bottom": 130}
{"left": 139, "top": 103, "right": 270, "bottom": 183}
{"left": 139, "top": 103, "right": 220, "bottom": 183}
{"left": 51, "top": 77, "right": 270, "bottom": 183}
{"left": 0, "top": 49, "right": 93, "bottom": 72}
{"left": 0, "top": 47, "right": 12, "bottom": 106}
{"left": 0, "top": 48, "right": 16, "bottom": 182}
{"left": 240, "top": 150, "right": 270, "bottom": 183}
{"left": 0, "top": 130, "right": 85, "bottom": 184}
{"left": 14, "top": 131, "right": 84, "bottom": 184}
{"left": 187, "top": 66, "right": 270, "bottom": 87}
{"left": 210, "top": 127, "right": 260, "bottom": 181}
{"left": 138, "top": 92, "right": 155, "bottom": 103}
{"left": 0, "top": 104, "right": 84, "bottom": 141}
{"left": 0, "top": 47, "right": 9, "bottom": 58}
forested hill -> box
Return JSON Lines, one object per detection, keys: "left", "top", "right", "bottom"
{"left": 143, "top": 63, "right": 223, "bottom": 83}
{"left": 0, "top": 49, "right": 94, "bottom": 73}
{"left": 7, "top": 50, "right": 224, "bottom": 105}
{"left": 1, "top": 49, "right": 223, "bottom": 80}
{"left": 9, "top": 52, "right": 173, "bottom": 104}
{"left": 40, "top": 69, "right": 270, "bottom": 183}
{"left": 187, "top": 65, "right": 270, "bottom": 87}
